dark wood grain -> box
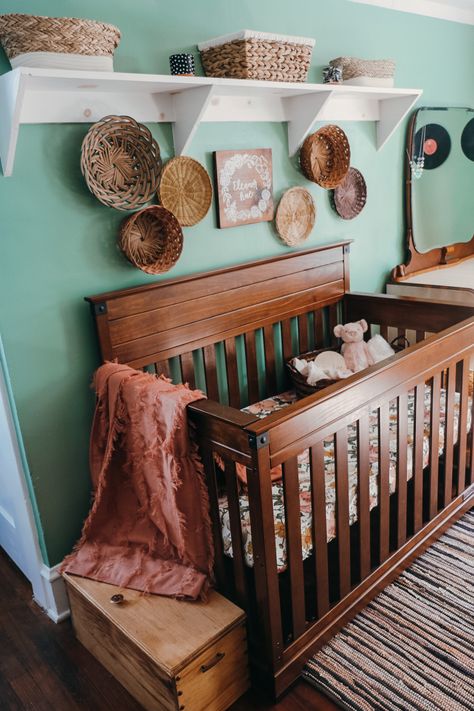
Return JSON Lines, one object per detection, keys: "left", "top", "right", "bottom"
{"left": 378, "top": 403, "right": 390, "bottom": 562}
{"left": 335, "top": 429, "right": 351, "bottom": 598}
{"left": 310, "top": 442, "right": 330, "bottom": 618}
{"left": 357, "top": 415, "right": 371, "bottom": 581}
{"left": 443, "top": 366, "right": 456, "bottom": 507}
{"left": 429, "top": 374, "right": 441, "bottom": 520}
{"left": 397, "top": 393, "right": 408, "bottom": 547}
{"left": 282, "top": 457, "right": 306, "bottom": 640}
{"left": 203, "top": 343, "right": 220, "bottom": 401}
{"left": 244, "top": 330, "right": 260, "bottom": 405}
{"left": 224, "top": 458, "right": 248, "bottom": 608}
{"left": 413, "top": 384, "right": 425, "bottom": 533}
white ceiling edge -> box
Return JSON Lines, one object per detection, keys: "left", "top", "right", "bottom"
{"left": 348, "top": 0, "right": 474, "bottom": 25}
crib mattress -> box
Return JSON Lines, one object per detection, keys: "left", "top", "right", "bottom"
{"left": 219, "top": 386, "right": 469, "bottom": 571}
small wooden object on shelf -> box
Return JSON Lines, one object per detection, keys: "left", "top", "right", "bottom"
{"left": 64, "top": 573, "right": 249, "bottom": 711}
{"left": 81, "top": 115, "right": 162, "bottom": 211}
{"left": 159, "top": 157, "right": 212, "bottom": 226}
{"left": 300, "top": 125, "right": 350, "bottom": 189}
{"left": 119, "top": 205, "right": 183, "bottom": 274}
{"left": 275, "top": 187, "right": 315, "bottom": 246}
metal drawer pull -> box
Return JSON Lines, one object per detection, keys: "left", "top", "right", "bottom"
{"left": 200, "top": 652, "right": 225, "bottom": 673}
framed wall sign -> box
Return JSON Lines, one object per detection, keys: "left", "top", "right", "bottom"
{"left": 214, "top": 148, "right": 274, "bottom": 228}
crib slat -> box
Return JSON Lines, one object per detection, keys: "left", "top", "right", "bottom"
{"left": 380, "top": 324, "right": 388, "bottom": 342}
{"left": 282, "top": 457, "right": 306, "bottom": 639}
{"left": 263, "top": 324, "right": 277, "bottom": 395}
{"left": 416, "top": 330, "right": 424, "bottom": 343}
{"left": 200, "top": 446, "right": 226, "bottom": 592}
{"left": 378, "top": 403, "right": 390, "bottom": 562}
{"left": 180, "top": 351, "right": 195, "bottom": 388}
{"left": 314, "top": 310, "right": 324, "bottom": 347}
{"left": 310, "top": 442, "right": 329, "bottom": 618}
{"left": 224, "top": 458, "right": 247, "bottom": 609}
{"left": 281, "top": 319, "right": 294, "bottom": 363}
{"left": 429, "top": 373, "right": 441, "bottom": 519}
{"left": 470, "top": 374, "right": 474, "bottom": 488}
{"left": 357, "top": 414, "right": 371, "bottom": 581}
{"left": 456, "top": 358, "right": 469, "bottom": 495}
{"left": 298, "top": 314, "right": 309, "bottom": 354}
{"left": 224, "top": 337, "right": 241, "bottom": 408}
{"left": 155, "top": 360, "right": 171, "bottom": 379}
{"left": 335, "top": 429, "right": 351, "bottom": 598}
{"left": 413, "top": 384, "right": 425, "bottom": 533}
{"left": 397, "top": 392, "right": 408, "bottom": 547}
{"left": 328, "top": 304, "right": 339, "bottom": 347}
{"left": 244, "top": 330, "right": 260, "bottom": 405}
{"left": 246, "top": 449, "right": 284, "bottom": 662}
{"left": 443, "top": 366, "right": 456, "bottom": 507}
{"left": 203, "top": 344, "right": 219, "bottom": 401}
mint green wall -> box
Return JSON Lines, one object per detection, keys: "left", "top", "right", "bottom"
{"left": 0, "top": 0, "right": 473, "bottom": 565}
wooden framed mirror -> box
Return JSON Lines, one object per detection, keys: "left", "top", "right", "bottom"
{"left": 392, "top": 106, "right": 474, "bottom": 280}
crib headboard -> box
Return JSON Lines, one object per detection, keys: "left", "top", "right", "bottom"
{"left": 86, "top": 240, "right": 351, "bottom": 406}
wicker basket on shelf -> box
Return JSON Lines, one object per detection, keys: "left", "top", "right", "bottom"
{"left": 286, "top": 348, "right": 341, "bottom": 399}
{"left": 81, "top": 115, "right": 162, "bottom": 211}
{"left": 119, "top": 206, "right": 183, "bottom": 275}
{"left": 198, "top": 30, "right": 315, "bottom": 83}
{"left": 0, "top": 14, "right": 120, "bottom": 70}
{"left": 330, "top": 56, "right": 395, "bottom": 85}
{"left": 300, "top": 125, "right": 350, "bottom": 189}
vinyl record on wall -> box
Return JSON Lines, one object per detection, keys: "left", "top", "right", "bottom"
{"left": 414, "top": 123, "right": 451, "bottom": 169}
{"left": 461, "top": 118, "right": 474, "bottom": 161}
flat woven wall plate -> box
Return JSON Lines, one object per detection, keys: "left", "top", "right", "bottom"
{"left": 300, "top": 125, "right": 350, "bottom": 189}
{"left": 275, "top": 187, "right": 316, "bottom": 246}
{"left": 119, "top": 205, "right": 183, "bottom": 274}
{"left": 332, "top": 167, "right": 367, "bottom": 219}
{"left": 158, "top": 157, "right": 212, "bottom": 226}
{"left": 81, "top": 115, "right": 162, "bottom": 211}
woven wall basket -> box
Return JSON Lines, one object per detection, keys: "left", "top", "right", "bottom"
{"left": 119, "top": 206, "right": 183, "bottom": 275}
{"left": 0, "top": 13, "right": 120, "bottom": 61}
{"left": 300, "top": 125, "right": 350, "bottom": 189}
{"left": 275, "top": 187, "right": 315, "bottom": 246}
{"left": 332, "top": 167, "right": 367, "bottom": 220}
{"left": 158, "top": 157, "right": 212, "bottom": 227}
{"left": 81, "top": 115, "right": 162, "bottom": 211}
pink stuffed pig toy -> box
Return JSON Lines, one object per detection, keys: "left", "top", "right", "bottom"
{"left": 333, "top": 319, "right": 374, "bottom": 373}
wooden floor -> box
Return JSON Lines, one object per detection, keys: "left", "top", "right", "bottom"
{"left": 0, "top": 548, "right": 337, "bottom": 711}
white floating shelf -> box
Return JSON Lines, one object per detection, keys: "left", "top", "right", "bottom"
{"left": 0, "top": 67, "right": 422, "bottom": 176}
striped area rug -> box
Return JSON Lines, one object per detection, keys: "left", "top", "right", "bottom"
{"left": 303, "top": 510, "right": 474, "bottom": 710}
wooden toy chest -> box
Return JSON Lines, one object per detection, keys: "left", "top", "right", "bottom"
{"left": 64, "top": 574, "right": 249, "bottom": 711}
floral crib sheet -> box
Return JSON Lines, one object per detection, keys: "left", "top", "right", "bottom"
{"left": 218, "top": 386, "right": 471, "bottom": 572}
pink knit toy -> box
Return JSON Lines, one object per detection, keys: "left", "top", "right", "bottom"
{"left": 333, "top": 319, "right": 375, "bottom": 373}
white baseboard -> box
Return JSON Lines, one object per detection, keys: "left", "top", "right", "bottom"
{"left": 36, "top": 563, "right": 70, "bottom": 623}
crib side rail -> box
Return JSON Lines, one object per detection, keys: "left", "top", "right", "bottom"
{"left": 245, "top": 314, "right": 474, "bottom": 695}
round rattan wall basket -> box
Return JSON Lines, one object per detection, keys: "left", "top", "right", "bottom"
{"left": 81, "top": 115, "right": 162, "bottom": 211}
{"left": 275, "top": 187, "right": 315, "bottom": 246}
{"left": 158, "top": 157, "right": 212, "bottom": 226}
{"left": 300, "top": 125, "right": 350, "bottom": 189}
{"left": 332, "top": 167, "right": 367, "bottom": 219}
{"left": 119, "top": 206, "right": 183, "bottom": 274}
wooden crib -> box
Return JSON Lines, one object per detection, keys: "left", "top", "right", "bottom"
{"left": 86, "top": 241, "right": 474, "bottom": 699}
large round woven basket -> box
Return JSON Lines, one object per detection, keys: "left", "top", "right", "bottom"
{"left": 300, "top": 125, "right": 350, "bottom": 189}
{"left": 0, "top": 13, "right": 120, "bottom": 61}
{"left": 81, "top": 115, "right": 162, "bottom": 211}
{"left": 158, "top": 157, "right": 212, "bottom": 227}
{"left": 275, "top": 187, "right": 316, "bottom": 246}
{"left": 119, "top": 206, "right": 183, "bottom": 275}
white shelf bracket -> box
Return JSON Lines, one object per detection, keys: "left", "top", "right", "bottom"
{"left": 0, "top": 69, "right": 26, "bottom": 177}
{"left": 376, "top": 94, "right": 420, "bottom": 150}
{"left": 284, "top": 90, "right": 334, "bottom": 156}
{"left": 171, "top": 84, "right": 215, "bottom": 156}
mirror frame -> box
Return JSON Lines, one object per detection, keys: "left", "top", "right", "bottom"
{"left": 392, "top": 106, "right": 474, "bottom": 281}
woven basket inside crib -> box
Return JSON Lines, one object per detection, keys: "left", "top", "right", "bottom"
{"left": 81, "top": 115, "right": 162, "bottom": 212}
{"left": 300, "top": 125, "right": 350, "bottom": 189}
{"left": 198, "top": 31, "right": 314, "bottom": 83}
{"left": 158, "top": 157, "right": 212, "bottom": 227}
{"left": 0, "top": 13, "right": 120, "bottom": 60}
{"left": 286, "top": 348, "right": 341, "bottom": 399}
{"left": 119, "top": 206, "right": 183, "bottom": 275}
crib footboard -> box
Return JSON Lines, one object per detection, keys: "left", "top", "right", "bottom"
{"left": 197, "top": 309, "right": 474, "bottom": 698}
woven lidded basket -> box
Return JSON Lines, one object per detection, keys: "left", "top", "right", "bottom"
{"left": 198, "top": 30, "right": 315, "bottom": 83}
{"left": 119, "top": 206, "right": 183, "bottom": 275}
{"left": 300, "top": 125, "right": 350, "bottom": 189}
{"left": 0, "top": 14, "right": 120, "bottom": 69}
{"left": 330, "top": 56, "right": 395, "bottom": 84}
{"left": 81, "top": 115, "right": 162, "bottom": 211}
{"left": 287, "top": 348, "right": 341, "bottom": 399}
{"left": 158, "top": 157, "right": 212, "bottom": 227}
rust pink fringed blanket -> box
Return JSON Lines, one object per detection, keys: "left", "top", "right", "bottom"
{"left": 62, "top": 363, "right": 214, "bottom": 600}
